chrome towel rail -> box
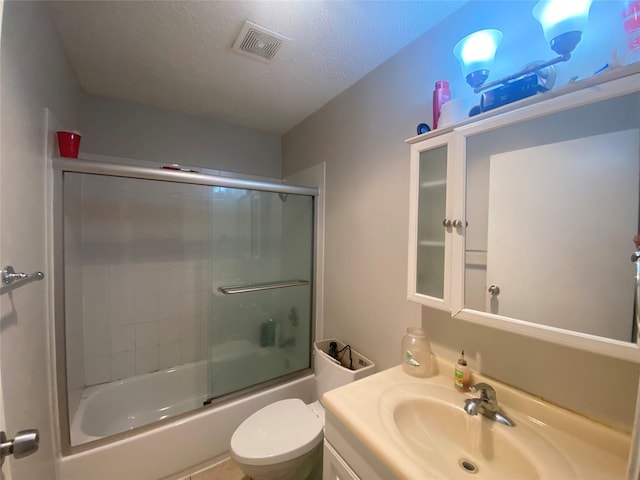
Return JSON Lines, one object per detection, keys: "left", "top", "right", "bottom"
{"left": 218, "top": 279, "right": 309, "bottom": 295}
{"left": 1, "top": 266, "right": 44, "bottom": 294}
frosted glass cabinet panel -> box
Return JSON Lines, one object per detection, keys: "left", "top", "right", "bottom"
{"left": 408, "top": 133, "right": 464, "bottom": 311}
{"left": 416, "top": 146, "right": 446, "bottom": 298}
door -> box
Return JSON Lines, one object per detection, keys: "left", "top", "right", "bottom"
{"left": 0, "top": 1, "right": 57, "bottom": 477}
{"left": 208, "top": 187, "right": 314, "bottom": 400}
{"left": 486, "top": 129, "right": 639, "bottom": 341}
{"left": 0, "top": 4, "right": 9, "bottom": 476}
{"left": 408, "top": 132, "right": 464, "bottom": 312}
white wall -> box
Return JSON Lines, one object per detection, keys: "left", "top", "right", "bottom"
{"left": 78, "top": 93, "right": 282, "bottom": 178}
{"left": 282, "top": 0, "right": 640, "bottom": 431}
{"left": 0, "top": 1, "right": 83, "bottom": 478}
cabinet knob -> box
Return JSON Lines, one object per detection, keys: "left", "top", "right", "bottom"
{"left": 442, "top": 219, "right": 452, "bottom": 228}
{"left": 488, "top": 285, "right": 500, "bottom": 295}
{"left": 452, "top": 219, "right": 462, "bottom": 228}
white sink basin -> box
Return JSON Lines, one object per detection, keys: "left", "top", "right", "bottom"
{"left": 379, "top": 383, "right": 576, "bottom": 479}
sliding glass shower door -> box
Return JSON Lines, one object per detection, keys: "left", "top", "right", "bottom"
{"left": 57, "top": 159, "right": 316, "bottom": 447}
{"left": 207, "top": 187, "right": 314, "bottom": 400}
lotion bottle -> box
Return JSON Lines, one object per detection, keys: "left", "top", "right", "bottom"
{"left": 454, "top": 350, "right": 470, "bottom": 391}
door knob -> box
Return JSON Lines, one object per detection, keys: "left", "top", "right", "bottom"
{"left": 0, "top": 429, "right": 39, "bottom": 466}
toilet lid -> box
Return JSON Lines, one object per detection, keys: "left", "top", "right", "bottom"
{"left": 231, "top": 398, "right": 323, "bottom": 466}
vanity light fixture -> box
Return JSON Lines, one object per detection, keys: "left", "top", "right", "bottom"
{"left": 453, "top": 0, "right": 593, "bottom": 111}
{"left": 452, "top": 29, "right": 503, "bottom": 89}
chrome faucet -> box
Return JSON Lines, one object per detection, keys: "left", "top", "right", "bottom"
{"left": 463, "top": 383, "right": 515, "bottom": 427}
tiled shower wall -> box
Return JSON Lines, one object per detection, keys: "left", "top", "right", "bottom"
{"left": 77, "top": 174, "right": 210, "bottom": 386}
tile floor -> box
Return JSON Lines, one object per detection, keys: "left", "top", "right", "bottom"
{"left": 187, "top": 459, "right": 249, "bottom": 480}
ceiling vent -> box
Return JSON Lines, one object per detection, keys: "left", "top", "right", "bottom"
{"left": 232, "top": 20, "right": 290, "bottom": 63}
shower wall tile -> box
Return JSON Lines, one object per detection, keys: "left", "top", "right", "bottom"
{"left": 136, "top": 346, "right": 159, "bottom": 375}
{"left": 84, "top": 329, "right": 110, "bottom": 358}
{"left": 111, "top": 325, "right": 135, "bottom": 353}
{"left": 159, "top": 343, "right": 181, "bottom": 370}
{"left": 181, "top": 315, "right": 202, "bottom": 340}
{"left": 109, "top": 296, "right": 137, "bottom": 327}
{"left": 85, "top": 356, "right": 110, "bottom": 385}
{"left": 83, "top": 301, "right": 111, "bottom": 332}
{"left": 181, "top": 339, "right": 202, "bottom": 364}
{"left": 159, "top": 317, "right": 181, "bottom": 344}
{"left": 135, "top": 322, "right": 159, "bottom": 348}
{"left": 111, "top": 351, "right": 135, "bottom": 380}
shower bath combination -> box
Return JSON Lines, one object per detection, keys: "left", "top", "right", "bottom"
{"left": 52, "top": 158, "right": 318, "bottom": 456}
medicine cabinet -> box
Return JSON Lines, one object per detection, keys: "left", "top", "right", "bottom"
{"left": 407, "top": 67, "right": 640, "bottom": 362}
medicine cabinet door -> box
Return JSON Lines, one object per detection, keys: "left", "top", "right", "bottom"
{"left": 408, "top": 132, "right": 464, "bottom": 312}
{"left": 456, "top": 72, "right": 640, "bottom": 362}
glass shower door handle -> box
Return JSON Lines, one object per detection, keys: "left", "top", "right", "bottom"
{"left": 218, "top": 279, "right": 310, "bottom": 295}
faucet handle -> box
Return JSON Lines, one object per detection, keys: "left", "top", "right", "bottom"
{"left": 469, "top": 383, "right": 496, "bottom": 401}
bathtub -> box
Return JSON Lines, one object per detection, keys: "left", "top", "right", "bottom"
{"left": 61, "top": 343, "right": 314, "bottom": 480}
{"left": 70, "top": 360, "right": 209, "bottom": 445}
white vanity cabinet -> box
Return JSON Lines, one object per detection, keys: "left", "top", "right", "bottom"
{"left": 407, "top": 66, "right": 640, "bottom": 362}
{"left": 322, "top": 409, "right": 396, "bottom": 480}
{"left": 322, "top": 441, "right": 360, "bottom": 480}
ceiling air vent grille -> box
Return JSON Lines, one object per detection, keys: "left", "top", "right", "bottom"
{"left": 232, "top": 20, "right": 290, "bottom": 62}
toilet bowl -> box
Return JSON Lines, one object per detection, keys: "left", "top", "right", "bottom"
{"left": 230, "top": 339, "right": 375, "bottom": 480}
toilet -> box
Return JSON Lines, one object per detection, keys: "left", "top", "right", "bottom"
{"left": 230, "top": 339, "right": 375, "bottom": 480}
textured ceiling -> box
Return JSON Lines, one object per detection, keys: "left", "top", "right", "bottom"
{"left": 50, "top": 1, "right": 467, "bottom": 135}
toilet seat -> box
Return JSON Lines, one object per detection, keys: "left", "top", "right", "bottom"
{"left": 230, "top": 398, "right": 323, "bottom": 466}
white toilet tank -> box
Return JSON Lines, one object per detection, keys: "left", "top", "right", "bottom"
{"left": 313, "top": 339, "right": 375, "bottom": 401}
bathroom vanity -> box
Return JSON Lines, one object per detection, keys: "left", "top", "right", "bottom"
{"left": 322, "top": 358, "right": 630, "bottom": 479}
{"left": 320, "top": 65, "right": 640, "bottom": 480}
{"left": 407, "top": 64, "right": 640, "bottom": 363}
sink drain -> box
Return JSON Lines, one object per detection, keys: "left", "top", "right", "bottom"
{"left": 459, "top": 459, "right": 478, "bottom": 474}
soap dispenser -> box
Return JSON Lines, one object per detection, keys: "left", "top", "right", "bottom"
{"left": 454, "top": 350, "right": 470, "bottom": 391}
{"left": 401, "top": 327, "right": 432, "bottom": 377}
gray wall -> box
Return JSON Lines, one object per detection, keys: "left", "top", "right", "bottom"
{"left": 79, "top": 94, "right": 282, "bottom": 177}
{"left": 282, "top": 0, "right": 639, "bottom": 431}
{"left": 1, "top": 1, "right": 83, "bottom": 478}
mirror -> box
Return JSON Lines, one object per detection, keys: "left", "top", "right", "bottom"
{"left": 464, "top": 91, "right": 640, "bottom": 344}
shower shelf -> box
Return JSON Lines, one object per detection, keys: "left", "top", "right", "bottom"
{"left": 218, "top": 279, "right": 310, "bottom": 295}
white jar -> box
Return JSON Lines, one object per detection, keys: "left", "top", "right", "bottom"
{"left": 401, "top": 327, "right": 432, "bottom": 377}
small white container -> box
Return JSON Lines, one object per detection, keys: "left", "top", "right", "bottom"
{"left": 401, "top": 327, "right": 432, "bottom": 377}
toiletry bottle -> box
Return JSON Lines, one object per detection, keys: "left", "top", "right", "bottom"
{"left": 454, "top": 350, "right": 470, "bottom": 391}
{"left": 432, "top": 80, "right": 451, "bottom": 129}
{"left": 623, "top": 1, "right": 640, "bottom": 64}
{"left": 401, "top": 327, "right": 432, "bottom": 377}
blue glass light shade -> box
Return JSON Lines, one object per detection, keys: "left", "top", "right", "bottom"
{"left": 532, "top": 0, "right": 593, "bottom": 55}
{"left": 453, "top": 29, "right": 503, "bottom": 88}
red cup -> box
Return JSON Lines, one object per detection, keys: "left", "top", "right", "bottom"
{"left": 57, "top": 131, "right": 81, "bottom": 158}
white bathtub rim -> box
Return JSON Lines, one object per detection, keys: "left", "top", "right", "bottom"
{"left": 59, "top": 373, "right": 315, "bottom": 480}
